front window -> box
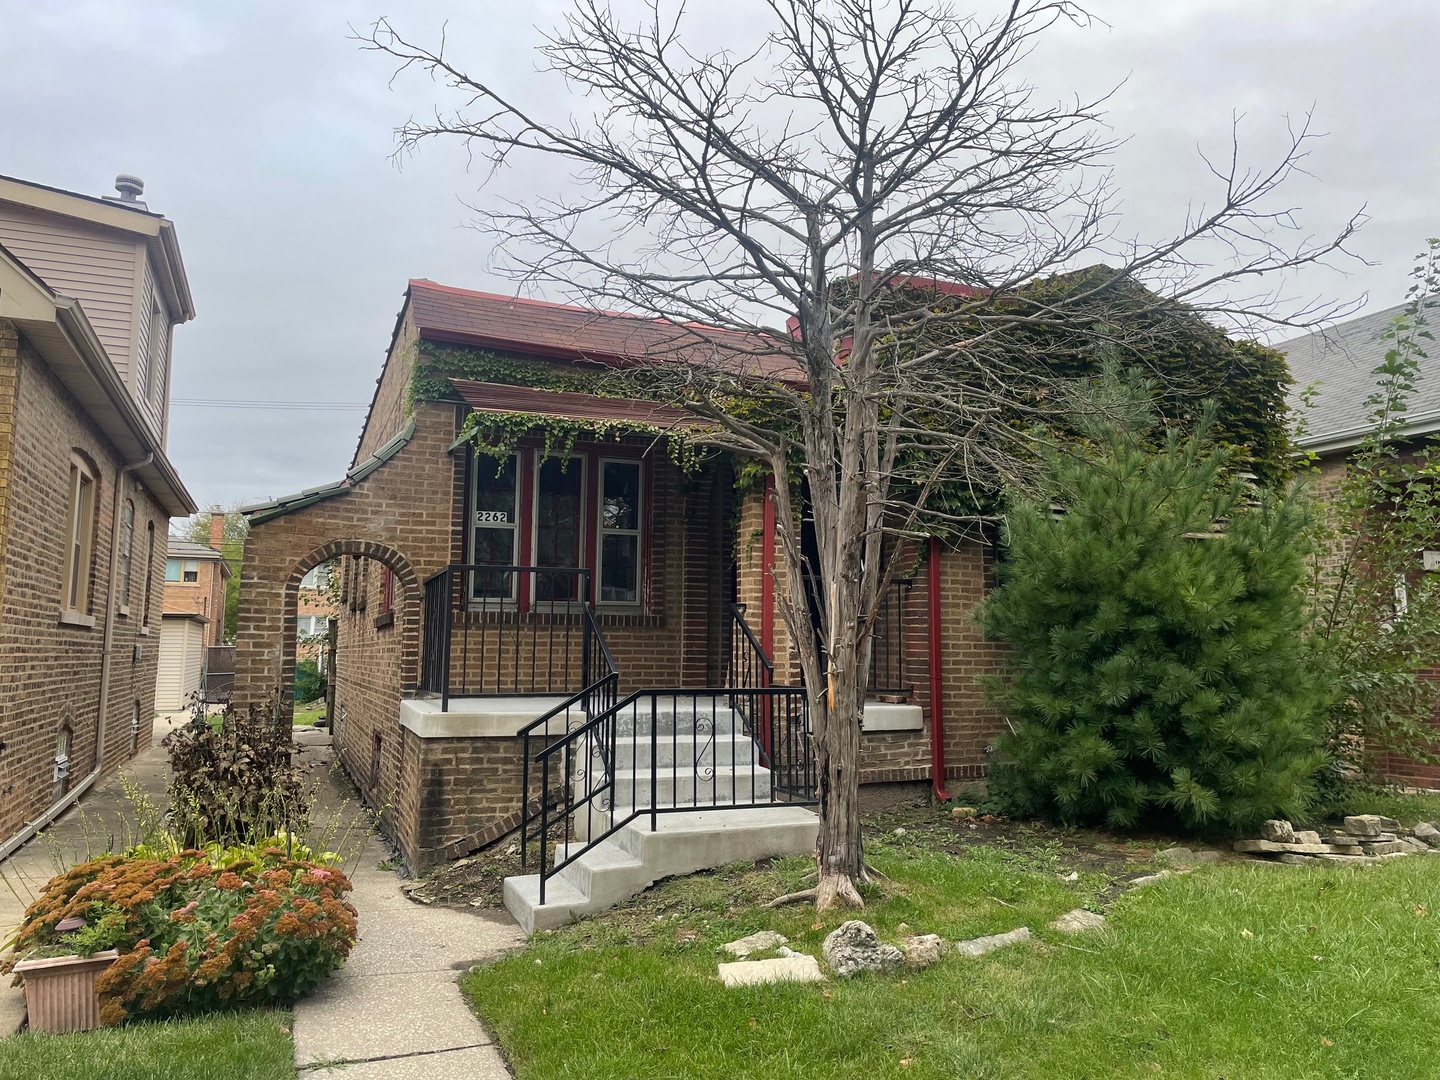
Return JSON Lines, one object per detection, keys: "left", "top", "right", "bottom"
{"left": 471, "top": 453, "right": 519, "bottom": 600}
{"left": 165, "top": 558, "right": 181, "bottom": 582}
{"left": 535, "top": 456, "right": 583, "bottom": 603}
{"left": 63, "top": 459, "right": 96, "bottom": 613}
{"left": 599, "top": 460, "right": 641, "bottom": 604}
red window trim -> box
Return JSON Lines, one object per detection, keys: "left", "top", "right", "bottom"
{"left": 469, "top": 441, "right": 650, "bottom": 611}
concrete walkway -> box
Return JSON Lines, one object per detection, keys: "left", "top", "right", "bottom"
{"left": 292, "top": 834, "right": 524, "bottom": 1077}
{"left": 1, "top": 716, "right": 527, "bottom": 1080}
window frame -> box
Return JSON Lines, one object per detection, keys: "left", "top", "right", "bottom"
{"left": 529, "top": 452, "right": 587, "bottom": 605}
{"left": 142, "top": 522, "right": 155, "bottom": 629}
{"left": 596, "top": 457, "right": 644, "bottom": 609}
{"left": 62, "top": 456, "right": 97, "bottom": 618}
{"left": 465, "top": 443, "right": 650, "bottom": 613}
{"left": 468, "top": 450, "right": 523, "bottom": 604}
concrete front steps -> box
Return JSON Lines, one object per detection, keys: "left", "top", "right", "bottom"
{"left": 503, "top": 806, "right": 818, "bottom": 934}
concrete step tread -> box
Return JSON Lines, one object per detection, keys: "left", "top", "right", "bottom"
{"left": 503, "top": 873, "right": 586, "bottom": 909}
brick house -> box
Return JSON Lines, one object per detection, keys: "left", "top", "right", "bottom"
{"left": 1279, "top": 298, "right": 1440, "bottom": 787}
{"left": 234, "top": 279, "right": 1007, "bottom": 925}
{"left": 0, "top": 173, "right": 195, "bottom": 856}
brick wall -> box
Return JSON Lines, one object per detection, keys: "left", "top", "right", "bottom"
{"left": 0, "top": 320, "right": 165, "bottom": 843}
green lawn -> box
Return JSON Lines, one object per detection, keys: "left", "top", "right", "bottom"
{"left": 292, "top": 704, "right": 325, "bottom": 727}
{"left": 0, "top": 1009, "right": 295, "bottom": 1080}
{"left": 465, "top": 810, "right": 1440, "bottom": 1080}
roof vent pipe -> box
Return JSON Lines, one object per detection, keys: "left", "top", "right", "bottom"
{"left": 114, "top": 174, "right": 145, "bottom": 201}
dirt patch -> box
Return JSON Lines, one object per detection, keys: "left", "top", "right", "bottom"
{"left": 402, "top": 841, "right": 527, "bottom": 910}
{"left": 402, "top": 800, "right": 1227, "bottom": 915}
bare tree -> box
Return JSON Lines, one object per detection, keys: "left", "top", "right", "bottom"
{"left": 364, "top": 0, "right": 1360, "bottom": 910}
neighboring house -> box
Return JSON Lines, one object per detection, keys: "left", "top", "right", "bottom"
{"left": 0, "top": 173, "right": 195, "bottom": 856}
{"left": 1279, "top": 297, "right": 1440, "bottom": 787}
{"left": 156, "top": 517, "right": 230, "bottom": 710}
{"left": 234, "top": 278, "right": 1003, "bottom": 928}
{"left": 295, "top": 562, "right": 335, "bottom": 673}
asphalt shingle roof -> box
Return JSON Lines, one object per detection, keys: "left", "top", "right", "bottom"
{"left": 1278, "top": 299, "right": 1440, "bottom": 451}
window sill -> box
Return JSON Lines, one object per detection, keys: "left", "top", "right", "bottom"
{"left": 58, "top": 610, "right": 96, "bottom": 629}
{"left": 373, "top": 611, "right": 395, "bottom": 630}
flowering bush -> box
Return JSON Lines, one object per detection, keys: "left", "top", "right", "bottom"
{"left": 2, "top": 845, "right": 356, "bottom": 1025}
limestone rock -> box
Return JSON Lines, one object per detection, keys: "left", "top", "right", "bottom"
{"left": 722, "top": 930, "right": 789, "bottom": 959}
{"left": 1277, "top": 853, "right": 1317, "bottom": 865}
{"left": 1128, "top": 871, "right": 1172, "bottom": 887}
{"left": 1050, "top": 908, "right": 1106, "bottom": 933}
{"left": 1294, "top": 830, "right": 1323, "bottom": 846}
{"left": 1412, "top": 822, "right": 1440, "bottom": 847}
{"left": 718, "top": 955, "right": 824, "bottom": 987}
{"left": 1344, "top": 815, "right": 1385, "bottom": 838}
{"left": 822, "top": 921, "right": 905, "bottom": 977}
{"left": 954, "top": 926, "right": 1032, "bottom": 957}
{"left": 1234, "top": 840, "right": 1352, "bottom": 855}
{"left": 1157, "top": 846, "right": 1221, "bottom": 866}
{"left": 901, "top": 934, "right": 946, "bottom": 968}
{"left": 1361, "top": 840, "right": 1409, "bottom": 856}
{"left": 1259, "top": 820, "right": 1296, "bottom": 843}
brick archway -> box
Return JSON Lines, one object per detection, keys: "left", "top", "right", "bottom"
{"left": 236, "top": 538, "right": 421, "bottom": 720}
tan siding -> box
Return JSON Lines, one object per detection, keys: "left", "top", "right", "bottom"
{"left": 157, "top": 618, "right": 203, "bottom": 710}
{"left": 0, "top": 205, "right": 141, "bottom": 383}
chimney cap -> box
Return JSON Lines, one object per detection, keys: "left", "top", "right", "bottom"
{"left": 114, "top": 174, "right": 145, "bottom": 200}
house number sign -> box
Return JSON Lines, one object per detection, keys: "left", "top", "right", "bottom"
{"left": 475, "top": 511, "right": 510, "bottom": 523}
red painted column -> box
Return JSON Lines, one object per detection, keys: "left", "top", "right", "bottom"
{"left": 927, "top": 535, "right": 949, "bottom": 801}
{"left": 760, "top": 476, "right": 776, "bottom": 666}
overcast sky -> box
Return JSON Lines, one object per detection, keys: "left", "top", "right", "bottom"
{"left": 1, "top": 0, "right": 1435, "bottom": 515}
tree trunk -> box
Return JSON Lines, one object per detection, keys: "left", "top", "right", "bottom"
{"left": 813, "top": 652, "right": 866, "bottom": 911}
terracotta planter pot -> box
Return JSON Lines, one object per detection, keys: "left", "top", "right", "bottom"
{"left": 11, "top": 950, "right": 119, "bottom": 1034}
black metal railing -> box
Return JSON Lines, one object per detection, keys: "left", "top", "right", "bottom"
{"left": 727, "top": 602, "right": 773, "bottom": 692}
{"left": 419, "top": 565, "right": 605, "bottom": 711}
{"left": 869, "top": 578, "right": 913, "bottom": 695}
{"left": 520, "top": 685, "right": 814, "bottom": 903}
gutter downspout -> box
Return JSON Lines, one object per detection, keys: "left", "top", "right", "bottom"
{"left": 0, "top": 454, "right": 152, "bottom": 863}
{"left": 927, "top": 535, "right": 949, "bottom": 802}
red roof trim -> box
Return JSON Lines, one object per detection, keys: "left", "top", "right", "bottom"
{"left": 448, "top": 379, "right": 703, "bottom": 429}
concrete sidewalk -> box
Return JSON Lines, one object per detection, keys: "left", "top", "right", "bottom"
{"left": 292, "top": 834, "right": 524, "bottom": 1077}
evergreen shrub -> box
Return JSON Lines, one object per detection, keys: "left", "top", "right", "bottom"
{"left": 983, "top": 382, "right": 1327, "bottom": 832}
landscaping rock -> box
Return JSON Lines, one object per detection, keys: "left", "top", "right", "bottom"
{"left": 1259, "top": 819, "right": 1297, "bottom": 843}
{"left": 1413, "top": 822, "right": 1440, "bottom": 847}
{"left": 951, "top": 806, "right": 978, "bottom": 820}
{"left": 901, "top": 934, "right": 946, "bottom": 968}
{"left": 1127, "top": 871, "right": 1172, "bottom": 887}
{"left": 1277, "top": 853, "right": 1317, "bottom": 865}
{"left": 1294, "top": 830, "right": 1323, "bottom": 846}
{"left": 954, "top": 926, "right": 1032, "bottom": 957}
{"left": 822, "top": 921, "right": 905, "bottom": 977}
{"left": 1234, "top": 840, "right": 1352, "bottom": 856}
{"left": 1362, "top": 841, "right": 1410, "bottom": 856}
{"left": 1050, "top": 909, "right": 1106, "bottom": 933}
{"left": 1156, "top": 846, "right": 1221, "bottom": 866}
{"left": 722, "top": 931, "right": 789, "bottom": 959}
{"left": 718, "top": 955, "right": 825, "bottom": 988}
{"left": 1344, "top": 815, "right": 1385, "bottom": 838}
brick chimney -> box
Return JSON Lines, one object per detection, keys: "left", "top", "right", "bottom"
{"left": 209, "top": 506, "right": 225, "bottom": 552}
